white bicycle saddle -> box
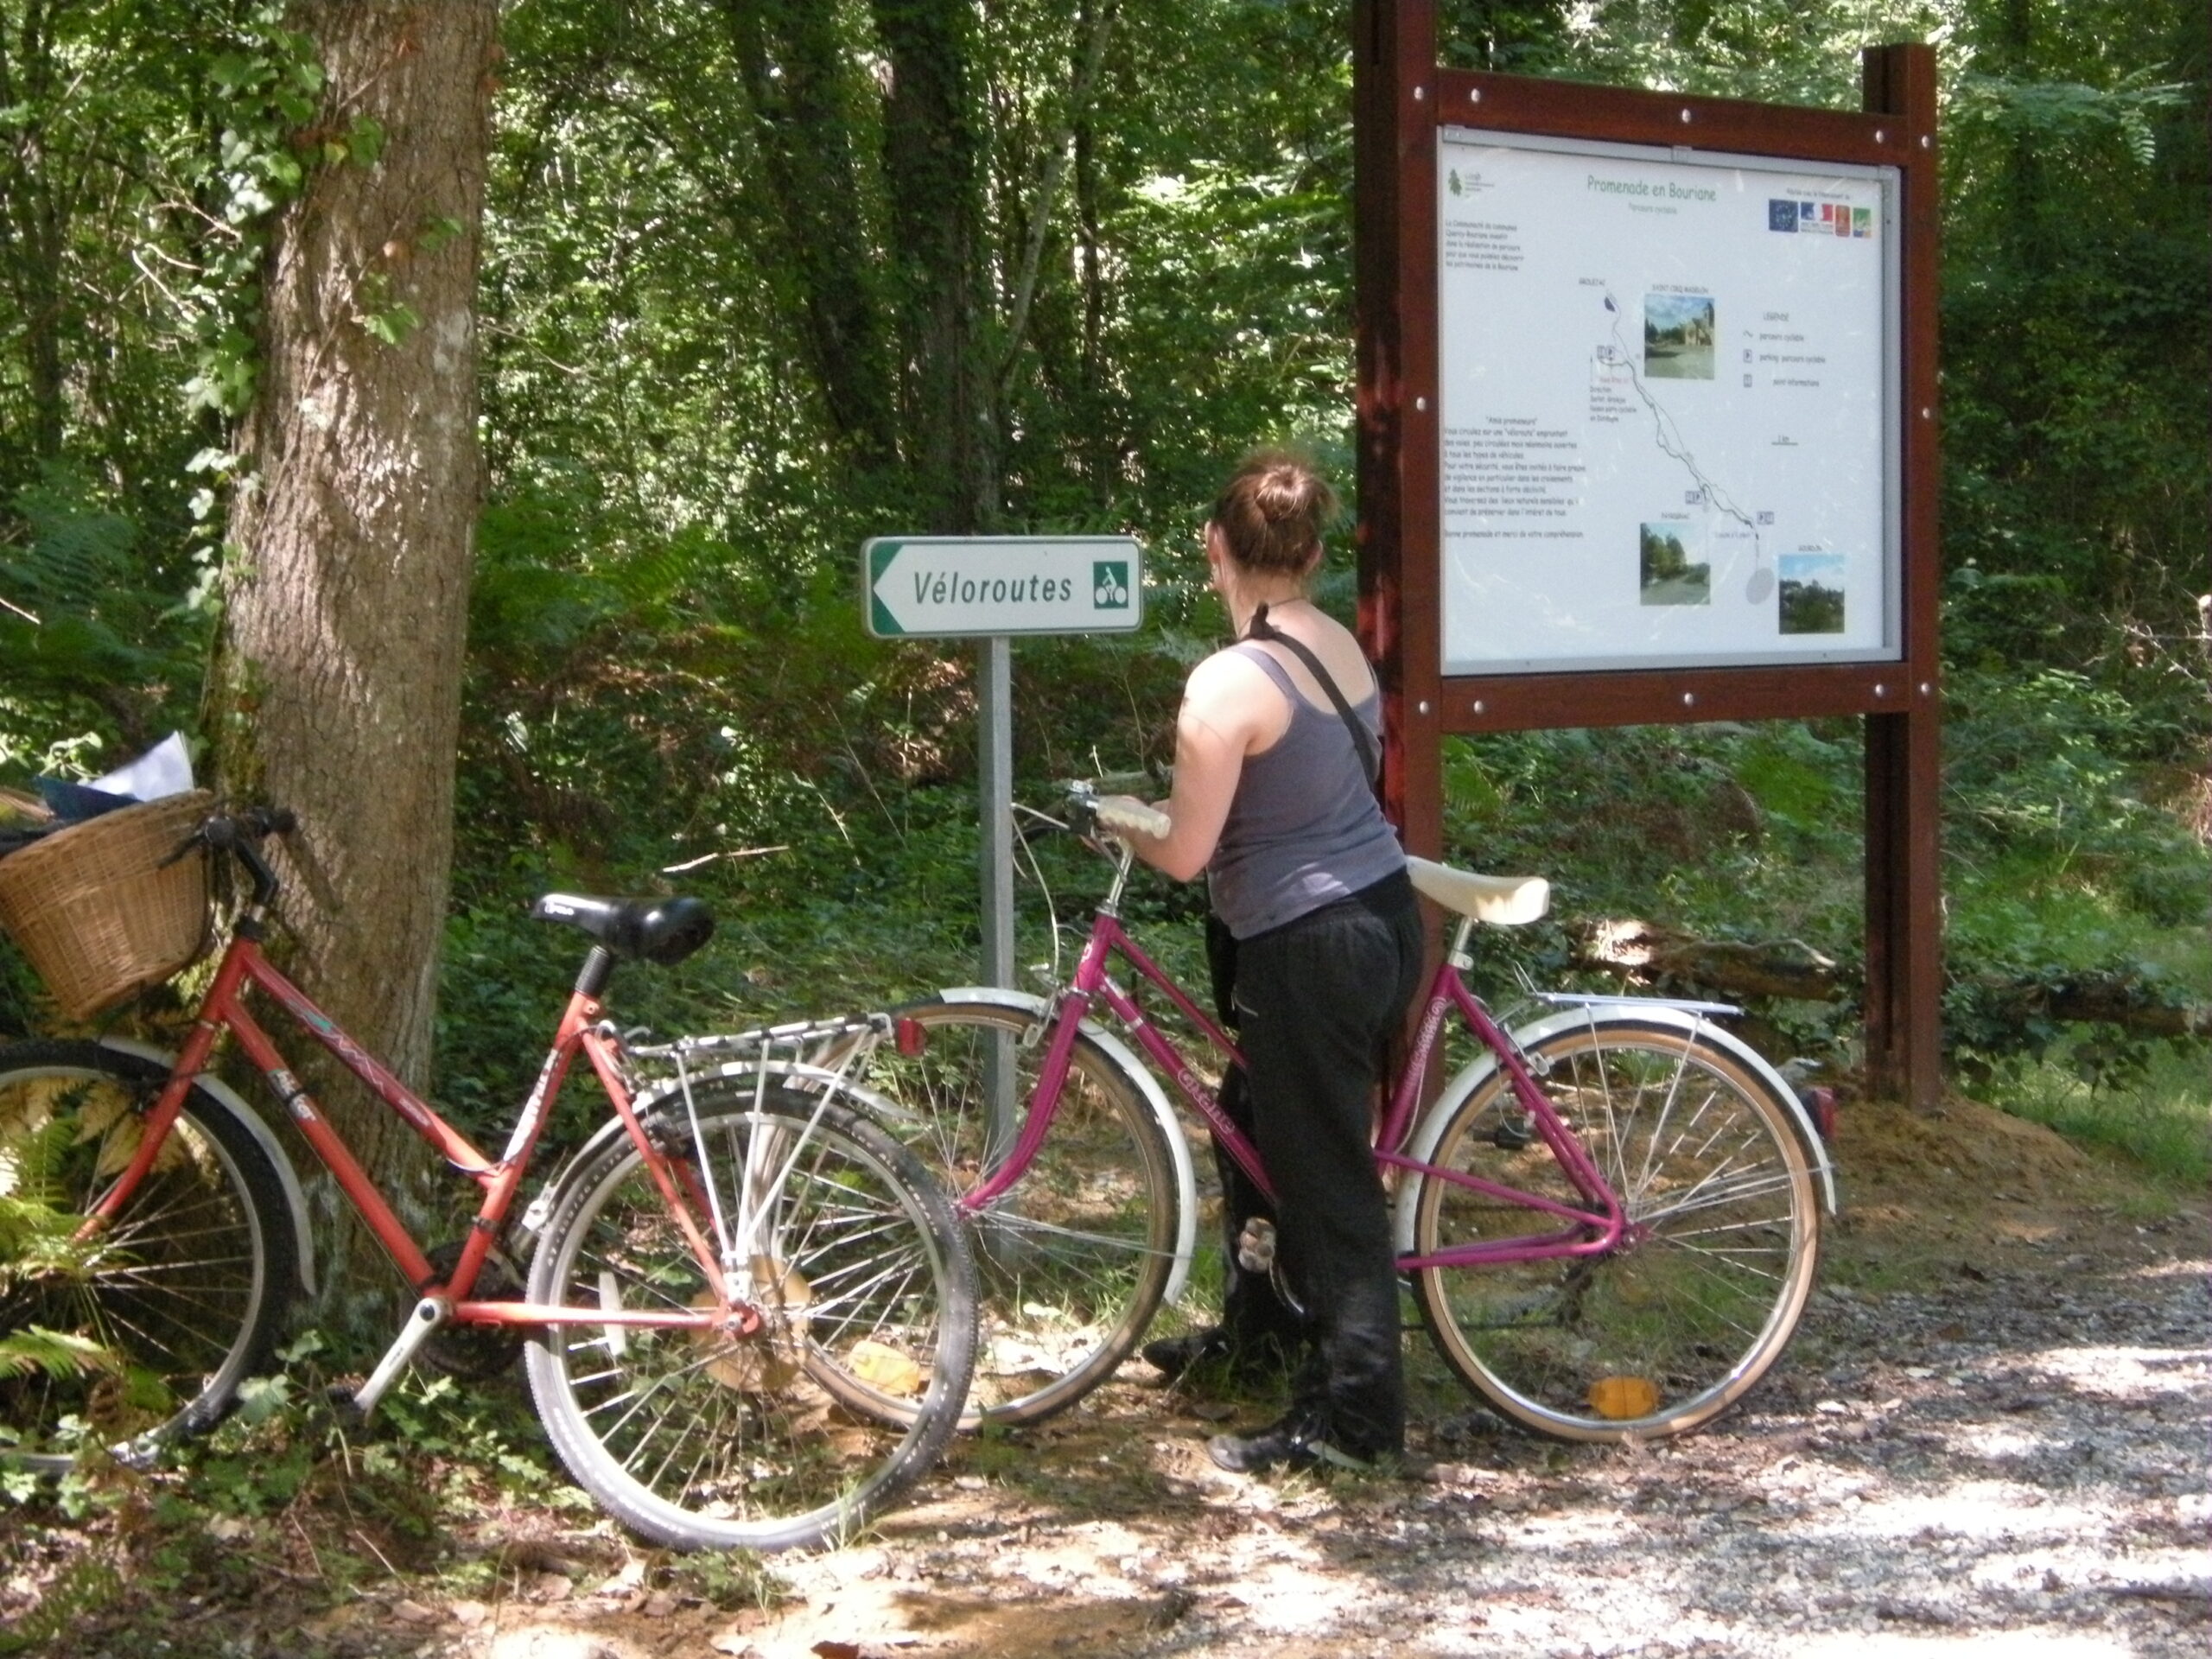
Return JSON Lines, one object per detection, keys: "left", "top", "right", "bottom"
{"left": 1405, "top": 856, "right": 1551, "bottom": 926}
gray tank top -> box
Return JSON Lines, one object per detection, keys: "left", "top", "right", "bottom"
{"left": 1206, "top": 644, "right": 1406, "bottom": 939}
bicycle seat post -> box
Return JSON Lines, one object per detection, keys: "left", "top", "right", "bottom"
{"left": 1443, "top": 912, "right": 1477, "bottom": 971}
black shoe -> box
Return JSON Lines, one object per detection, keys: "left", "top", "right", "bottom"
{"left": 1141, "top": 1326, "right": 1285, "bottom": 1384}
{"left": 1205, "top": 1410, "right": 1382, "bottom": 1475}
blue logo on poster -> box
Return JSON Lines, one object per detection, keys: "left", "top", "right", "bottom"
{"left": 1768, "top": 199, "right": 1798, "bottom": 232}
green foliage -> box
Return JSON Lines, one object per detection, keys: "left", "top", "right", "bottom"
{"left": 1976, "top": 1042, "right": 2209, "bottom": 1188}
{"left": 0, "top": 1118, "right": 122, "bottom": 1395}
{"left": 1440, "top": 658, "right": 2209, "bottom": 1087}
{"left": 0, "top": 0, "right": 2200, "bottom": 1178}
{"left": 190, "top": 7, "right": 327, "bottom": 418}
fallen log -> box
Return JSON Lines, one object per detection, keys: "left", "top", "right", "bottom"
{"left": 1570, "top": 918, "right": 2209, "bottom": 1039}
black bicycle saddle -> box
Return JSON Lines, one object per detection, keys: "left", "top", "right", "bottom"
{"left": 530, "top": 893, "right": 715, "bottom": 965}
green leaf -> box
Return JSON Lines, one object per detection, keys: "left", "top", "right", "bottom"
{"left": 346, "top": 114, "right": 386, "bottom": 168}
{"left": 362, "top": 301, "right": 423, "bottom": 346}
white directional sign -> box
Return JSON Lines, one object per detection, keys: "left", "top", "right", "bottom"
{"left": 863, "top": 536, "right": 1143, "bottom": 639}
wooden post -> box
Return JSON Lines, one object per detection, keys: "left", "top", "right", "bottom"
{"left": 1862, "top": 42, "right": 1944, "bottom": 1108}
{"left": 1353, "top": 0, "right": 1442, "bottom": 862}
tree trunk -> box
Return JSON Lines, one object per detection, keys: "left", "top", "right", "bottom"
{"left": 1570, "top": 918, "right": 2211, "bottom": 1039}
{"left": 213, "top": 1, "right": 497, "bottom": 1311}
{"left": 0, "top": 1, "right": 68, "bottom": 461}
{"left": 874, "top": 0, "right": 996, "bottom": 532}
{"left": 721, "top": 0, "right": 898, "bottom": 467}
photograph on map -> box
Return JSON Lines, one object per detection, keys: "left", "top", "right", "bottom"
{"left": 1639, "top": 522, "right": 1710, "bottom": 605}
{"left": 1643, "top": 293, "right": 1716, "bottom": 379}
{"left": 1778, "top": 552, "right": 1847, "bottom": 633}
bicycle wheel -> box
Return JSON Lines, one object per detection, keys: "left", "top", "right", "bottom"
{"left": 0, "top": 1041, "right": 295, "bottom": 1471}
{"left": 1408, "top": 1018, "right": 1819, "bottom": 1441}
{"left": 524, "top": 1081, "right": 976, "bottom": 1552}
{"left": 862, "top": 997, "right": 1180, "bottom": 1426}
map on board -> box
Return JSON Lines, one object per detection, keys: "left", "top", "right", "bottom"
{"left": 1436, "top": 129, "right": 1901, "bottom": 675}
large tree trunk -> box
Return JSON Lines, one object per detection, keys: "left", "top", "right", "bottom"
{"left": 213, "top": 1, "right": 497, "bottom": 1310}
{"left": 874, "top": 0, "right": 997, "bottom": 532}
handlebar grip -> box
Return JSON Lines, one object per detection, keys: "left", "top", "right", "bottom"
{"left": 1093, "top": 798, "right": 1171, "bottom": 840}
{"left": 198, "top": 804, "right": 296, "bottom": 849}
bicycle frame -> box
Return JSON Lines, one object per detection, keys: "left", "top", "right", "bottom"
{"left": 956, "top": 841, "right": 1629, "bottom": 1272}
{"left": 83, "top": 927, "right": 747, "bottom": 1335}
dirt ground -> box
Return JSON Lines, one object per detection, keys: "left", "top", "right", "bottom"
{"left": 7, "top": 1090, "right": 2207, "bottom": 1658}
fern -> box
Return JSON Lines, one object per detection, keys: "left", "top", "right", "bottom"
{"left": 0, "top": 1117, "right": 118, "bottom": 1387}
{"left": 0, "top": 1325, "right": 115, "bottom": 1383}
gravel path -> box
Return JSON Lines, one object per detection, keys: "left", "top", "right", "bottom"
{"left": 283, "top": 1100, "right": 2212, "bottom": 1659}
{"left": 730, "top": 1205, "right": 2207, "bottom": 1659}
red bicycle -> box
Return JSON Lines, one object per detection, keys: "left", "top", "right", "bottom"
{"left": 0, "top": 805, "right": 976, "bottom": 1550}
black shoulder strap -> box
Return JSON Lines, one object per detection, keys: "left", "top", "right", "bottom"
{"left": 1243, "top": 603, "right": 1381, "bottom": 786}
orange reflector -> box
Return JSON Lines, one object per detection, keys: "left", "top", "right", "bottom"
{"left": 1588, "top": 1375, "right": 1659, "bottom": 1420}
{"left": 894, "top": 1018, "right": 929, "bottom": 1057}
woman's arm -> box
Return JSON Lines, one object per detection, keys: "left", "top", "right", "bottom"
{"left": 1105, "top": 651, "right": 1281, "bottom": 881}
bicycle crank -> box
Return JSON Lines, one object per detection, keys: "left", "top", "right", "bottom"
{"left": 422, "top": 1240, "right": 531, "bottom": 1378}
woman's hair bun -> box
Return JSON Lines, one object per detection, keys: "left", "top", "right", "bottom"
{"left": 1211, "top": 448, "right": 1340, "bottom": 575}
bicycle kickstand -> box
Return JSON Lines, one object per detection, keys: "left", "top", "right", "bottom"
{"left": 347, "top": 1295, "right": 452, "bottom": 1422}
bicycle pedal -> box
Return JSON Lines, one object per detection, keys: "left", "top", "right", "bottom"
{"left": 324, "top": 1382, "right": 371, "bottom": 1428}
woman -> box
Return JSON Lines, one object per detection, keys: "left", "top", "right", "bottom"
{"left": 1103, "top": 450, "right": 1422, "bottom": 1473}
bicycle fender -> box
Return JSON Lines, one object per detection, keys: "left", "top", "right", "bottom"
{"left": 936, "top": 986, "right": 1200, "bottom": 1309}
{"left": 97, "top": 1036, "right": 320, "bottom": 1296}
{"left": 1389, "top": 1002, "right": 1836, "bottom": 1256}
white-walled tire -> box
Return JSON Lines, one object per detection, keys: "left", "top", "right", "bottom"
{"left": 1407, "top": 1019, "right": 1820, "bottom": 1441}
{"left": 524, "top": 1084, "right": 975, "bottom": 1550}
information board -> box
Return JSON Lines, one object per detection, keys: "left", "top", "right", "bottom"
{"left": 1437, "top": 130, "right": 1901, "bottom": 675}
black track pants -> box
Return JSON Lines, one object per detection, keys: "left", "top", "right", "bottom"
{"left": 1208, "top": 869, "right": 1423, "bottom": 1457}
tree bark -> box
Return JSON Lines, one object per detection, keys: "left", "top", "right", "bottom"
{"left": 0, "top": 1, "right": 68, "bottom": 461}
{"left": 874, "top": 0, "right": 996, "bottom": 532}
{"left": 213, "top": 1, "right": 497, "bottom": 1305}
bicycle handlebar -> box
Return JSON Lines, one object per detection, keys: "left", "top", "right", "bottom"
{"left": 1058, "top": 781, "right": 1170, "bottom": 843}
{"left": 1091, "top": 796, "right": 1171, "bottom": 840}
{"left": 188, "top": 804, "right": 296, "bottom": 910}
{"left": 199, "top": 804, "right": 297, "bottom": 849}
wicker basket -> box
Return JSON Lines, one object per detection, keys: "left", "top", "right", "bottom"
{"left": 0, "top": 790, "right": 214, "bottom": 1020}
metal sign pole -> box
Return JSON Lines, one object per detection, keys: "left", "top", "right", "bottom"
{"left": 860, "top": 535, "right": 1145, "bottom": 1156}
{"left": 977, "top": 634, "right": 1018, "bottom": 1158}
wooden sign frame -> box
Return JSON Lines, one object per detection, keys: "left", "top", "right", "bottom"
{"left": 1352, "top": 4, "right": 1942, "bottom": 1105}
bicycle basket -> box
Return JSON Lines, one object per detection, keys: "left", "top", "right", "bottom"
{"left": 0, "top": 790, "right": 214, "bottom": 1020}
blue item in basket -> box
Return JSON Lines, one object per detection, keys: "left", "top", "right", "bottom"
{"left": 35, "top": 778, "right": 137, "bottom": 823}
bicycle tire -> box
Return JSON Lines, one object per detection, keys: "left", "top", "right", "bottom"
{"left": 0, "top": 1041, "right": 295, "bottom": 1471}
{"left": 1406, "top": 1017, "right": 1820, "bottom": 1442}
{"left": 861, "top": 997, "right": 1181, "bottom": 1426}
{"left": 524, "top": 1081, "right": 976, "bottom": 1551}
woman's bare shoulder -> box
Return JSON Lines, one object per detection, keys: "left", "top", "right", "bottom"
{"left": 1267, "top": 611, "right": 1378, "bottom": 702}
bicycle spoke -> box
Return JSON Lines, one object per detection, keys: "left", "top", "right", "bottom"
{"left": 1412, "top": 1021, "right": 1817, "bottom": 1441}
{"left": 0, "top": 1047, "right": 289, "bottom": 1467}
{"left": 525, "top": 1084, "right": 973, "bottom": 1550}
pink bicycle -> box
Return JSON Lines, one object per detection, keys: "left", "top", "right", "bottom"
{"left": 850, "top": 782, "right": 1834, "bottom": 1440}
